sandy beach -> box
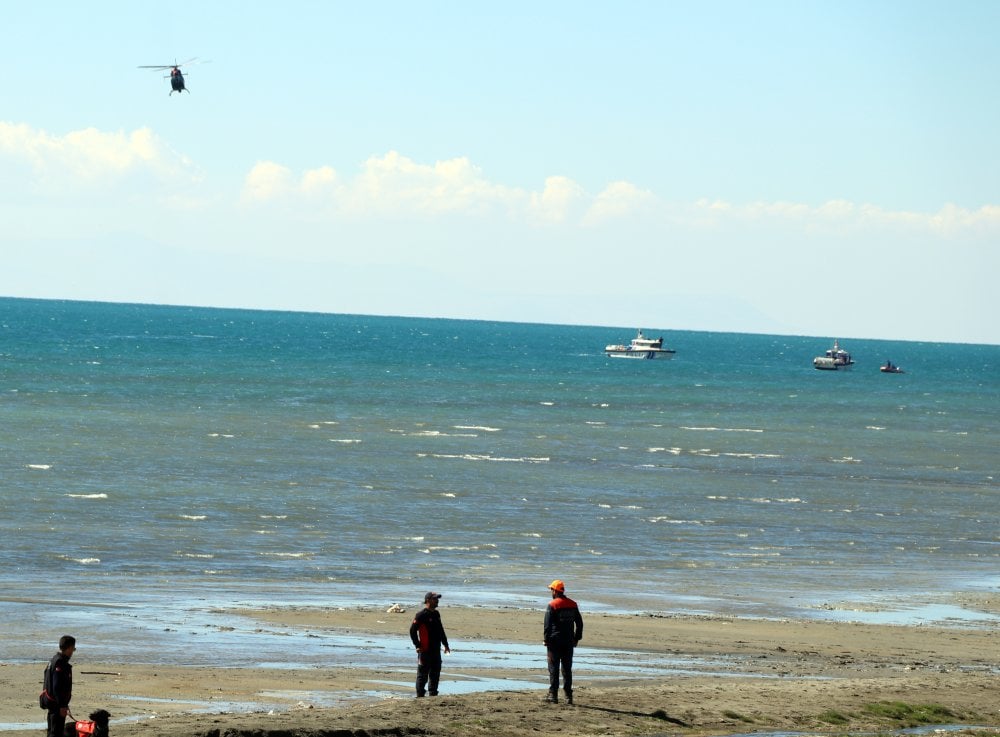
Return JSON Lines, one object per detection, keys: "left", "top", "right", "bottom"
{"left": 2, "top": 599, "right": 998, "bottom": 736}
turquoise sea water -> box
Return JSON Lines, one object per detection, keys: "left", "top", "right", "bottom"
{"left": 1, "top": 297, "right": 997, "bottom": 667}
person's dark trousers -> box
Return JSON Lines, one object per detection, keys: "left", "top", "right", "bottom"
{"left": 547, "top": 646, "right": 574, "bottom": 700}
{"left": 416, "top": 651, "right": 443, "bottom": 696}
{"left": 47, "top": 709, "right": 66, "bottom": 737}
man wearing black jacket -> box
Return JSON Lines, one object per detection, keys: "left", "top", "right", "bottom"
{"left": 45, "top": 635, "right": 75, "bottom": 737}
{"left": 409, "top": 592, "right": 450, "bottom": 697}
{"left": 543, "top": 580, "right": 583, "bottom": 704}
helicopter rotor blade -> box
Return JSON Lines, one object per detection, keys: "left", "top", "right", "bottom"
{"left": 138, "top": 58, "right": 204, "bottom": 70}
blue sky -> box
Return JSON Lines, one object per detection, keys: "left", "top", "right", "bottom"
{"left": 2, "top": 1, "right": 998, "bottom": 343}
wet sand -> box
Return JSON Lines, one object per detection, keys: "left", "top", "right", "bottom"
{"left": 2, "top": 601, "right": 997, "bottom": 736}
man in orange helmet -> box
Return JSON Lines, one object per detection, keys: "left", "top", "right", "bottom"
{"left": 543, "top": 579, "right": 583, "bottom": 704}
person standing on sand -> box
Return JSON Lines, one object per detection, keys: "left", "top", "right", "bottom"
{"left": 543, "top": 579, "right": 583, "bottom": 704}
{"left": 409, "top": 591, "right": 451, "bottom": 697}
{"left": 44, "top": 635, "right": 75, "bottom": 737}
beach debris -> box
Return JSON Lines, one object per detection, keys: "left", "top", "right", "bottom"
{"left": 386, "top": 603, "right": 406, "bottom": 613}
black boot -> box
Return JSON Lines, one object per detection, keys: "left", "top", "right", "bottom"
{"left": 545, "top": 690, "right": 558, "bottom": 704}
{"left": 565, "top": 689, "right": 573, "bottom": 705}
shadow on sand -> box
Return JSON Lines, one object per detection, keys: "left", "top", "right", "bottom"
{"left": 574, "top": 703, "right": 690, "bottom": 727}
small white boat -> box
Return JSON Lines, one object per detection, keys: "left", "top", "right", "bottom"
{"left": 605, "top": 330, "right": 675, "bottom": 360}
{"left": 813, "top": 339, "right": 854, "bottom": 370}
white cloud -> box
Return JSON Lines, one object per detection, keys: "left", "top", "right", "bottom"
{"left": 242, "top": 152, "right": 593, "bottom": 223}
{"left": 0, "top": 121, "right": 198, "bottom": 193}
{"left": 244, "top": 150, "right": 529, "bottom": 218}
{"left": 583, "top": 180, "right": 656, "bottom": 225}
{"left": 243, "top": 162, "right": 340, "bottom": 203}
{"left": 301, "top": 166, "right": 337, "bottom": 195}
{"left": 347, "top": 151, "right": 522, "bottom": 216}
{"left": 689, "top": 197, "right": 1000, "bottom": 236}
{"left": 243, "top": 161, "right": 295, "bottom": 201}
{"left": 238, "top": 150, "right": 1000, "bottom": 240}
{"left": 529, "top": 176, "right": 586, "bottom": 224}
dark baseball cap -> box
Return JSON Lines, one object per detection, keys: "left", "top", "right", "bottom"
{"left": 424, "top": 591, "right": 442, "bottom": 602}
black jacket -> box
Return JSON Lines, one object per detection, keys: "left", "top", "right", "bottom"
{"left": 47, "top": 652, "right": 73, "bottom": 709}
{"left": 410, "top": 607, "right": 449, "bottom": 653}
{"left": 543, "top": 595, "right": 583, "bottom": 649}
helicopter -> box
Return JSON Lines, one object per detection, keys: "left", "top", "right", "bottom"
{"left": 138, "top": 58, "right": 200, "bottom": 94}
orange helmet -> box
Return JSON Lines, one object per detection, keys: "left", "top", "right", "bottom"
{"left": 549, "top": 579, "right": 565, "bottom": 593}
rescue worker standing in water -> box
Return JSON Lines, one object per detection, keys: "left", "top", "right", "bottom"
{"left": 543, "top": 579, "right": 583, "bottom": 704}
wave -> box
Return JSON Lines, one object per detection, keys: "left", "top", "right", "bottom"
{"left": 680, "top": 426, "right": 764, "bottom": 433}
{"left": 330, "top": 438, "right": 362, "bottom": 444}
{"left": 409, "top": 430, "right": 478, "bottom": 437}
{"left": 647, "top": 517, "right": 706, "bottom": 525}
{"left": 65, "top": 493, "right": 108, "bottom": 499}
{"left": 417, "top": 453, "right": 550, "bottom": 463}
{"left": 179, "top": 514, "right": 207, "bottom": 521}
{"left": 27, "top": 464, "right": 51, "bottom": 470}
{"left": 453, "top": 425, "right": 501, "bottom": 432}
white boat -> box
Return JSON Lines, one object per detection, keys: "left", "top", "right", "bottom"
{"left": 813, "top": 339, "right": 854, "bottom": 370}
{"left": 605, "top": 330, "right": 675, "bottom": 360}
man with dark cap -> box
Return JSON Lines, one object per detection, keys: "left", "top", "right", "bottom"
{"left": 543, "top": 579, "right": 583, "bottom": 704}
{"left": 409, "top": 591, "right": 451, "bottom": 697}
